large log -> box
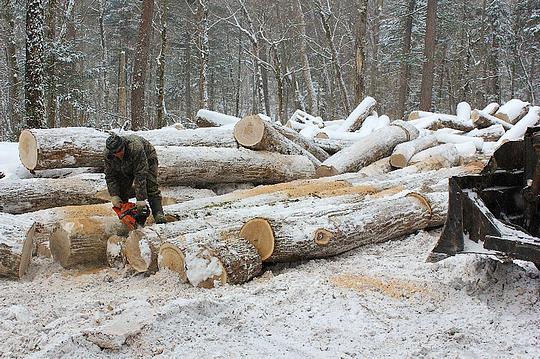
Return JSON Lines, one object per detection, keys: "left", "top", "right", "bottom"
{"left": 195, "top": 109, "right": 240, "bottom": 127}
{"left": 356, "top": 113, "right": 390, "bottom": 137}
{"left": 0, "top": 213, "right": 36, "bottom": 279}
{"left": 465, "top": 124, "right": 505, "bottom": 142}
{"left": 339, "top": 97, "right": 377, "bottom": 132}
{"left": 390, "top": 135, "right": 438, "bottom": 168}
{"left": 409, "top": 142, "right": 477, "bottom": 167}
{"left": 471, "top": 109, "right": 513, "bottom": 130}
{"left": 234, "top": 115, "right": 321, "bottom": 166}
{"left": 18, "top": 126, "right": 238, "bottom": 171}
{"left": 435, "top": 132, "right": 484, "bottom": 151}
{"left": 317, "top": 121, "right": 419, "bottom": 177}
{"left": 496, "top": 106, "right": 540, "bottom": 146}
{"left": 240, "top": 191, "right": 447, "bottom": 263}
{"left": 0, "top": 174, "right": 108, "bottom": 214}
{"left": 50, "top": 217, "right": 129, "bottom": 268}
{"left": 410, "top": 115, "right": 474, "bottom": 132}
{"left": 157, "top": 146, "right": 316, "bottom": 185}
{"left": 494, "top": 99, "right": 530, "bottom": 124}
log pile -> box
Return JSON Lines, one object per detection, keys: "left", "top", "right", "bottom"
{"left": 2, "top": 97, "right": 537, "bottom": 284}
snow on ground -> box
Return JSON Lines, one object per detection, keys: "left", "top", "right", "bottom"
{"left": 1, "top": 229, "right": 539, "bottom": 359}
{"left": 0, "top": 142, "right": 32, "bottom": 180}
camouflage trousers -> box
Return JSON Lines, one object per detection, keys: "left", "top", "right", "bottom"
{"left": 117, "top": 160, "right": 161, "bottom": 202}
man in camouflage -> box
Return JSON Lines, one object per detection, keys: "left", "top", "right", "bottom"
{"left": 104, "top": 133, "right": 166, "bottom": 224}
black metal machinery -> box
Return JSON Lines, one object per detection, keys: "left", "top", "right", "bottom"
{"left": 429, "top": 126, "right": 540, "bottom": 269}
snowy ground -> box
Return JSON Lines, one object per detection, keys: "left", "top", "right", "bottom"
{"left": 1, "top": 229, "right": 539, "bottom": 359}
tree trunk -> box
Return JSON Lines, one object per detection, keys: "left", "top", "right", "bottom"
{"left": 18, "top": 126, "right": 239, "bottom": 171}
{"left": 184, "top": 28, "right": 193, "bottom": 120}
{"left": 234, "top": 115, "right": 321, "bottom": 166}
{"left": 390, "top": 135, "right": 438, "bottom": 168}
{"left": 25, "top": 0, "right": 45, "bottom": 129}
{"left": 45, "top": 0, "right": 58, "bottom": 129}
{"left": 130, "top": 0, "right": 154, "bottom": 130}
{"left": 317, "top": 121, "right": 419, "bottom": 177}
{"left": 117, "top": 51, "right": 128, "bottom": 125}
{"left": 156, "top": 0, "right": 168, "bottom": 128}
{"left": 419, "top": 0, "right": 438, "bottom": 111}
{"left": 197, "top": 0, "right": 209, "bottom": 110}
{"left": 295, "top": 0, "right": 317, "bottom": 114}
{"left": 0, "top": 214, "right": 35, "bottom": 279}
{"left": 397, "top": 0, "right": 415, "bottom": 118}
{"left": 354, "top": 0, "right": 368, "bottom": 104}
{"left": 50, "top": 217, "right": 129, "bottom": 268}
{"left": 0, "top": 174, "right": 108, "bottom": 214}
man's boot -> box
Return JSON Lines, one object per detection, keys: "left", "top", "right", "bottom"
{"left": 148, "top": 196, "right": 166, "bottom": 224}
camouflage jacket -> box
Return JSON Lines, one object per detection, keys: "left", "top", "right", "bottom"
{"left": 104, "top": 135, "right": 158, "bottom": 200}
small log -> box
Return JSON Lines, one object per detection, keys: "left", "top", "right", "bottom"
{"left": 0, "top": 213, "right": 36, "bottom": 279}
{"left": 471, "top": 109, "right": 513, "bottom": 129}
{"left": 184, "top": 237, "right": 262, "bottom": 288}
{"left": 157, "top": 147, "right": 316, "bottom": 186}
{"left": 496, "top": 106, "right": 540, "bottom": 146}
{"left": 456, "top": 102, "right": 471, "bottom": 122}
{"left": 339, "top": 97, "right": 377, "bottom": 132}
{"left": 50, "top": 217, "right": 129, "bottom": 268}
{"left": 157, "top": 237, "right": 188, "bottom": 282}
{"left": 274, "top": 125, "right": 330, "bottom": 161}
{"left": 356, "top": 112, "right": 389, "bottom": 137}
{"left": 317, "top": 121, "right": 419, "bottom": 177}
{"left": 482, "top": 102, "right": 500, "bottom": 115}
{"left": 312, "top": 138, "right": 356, "bottom": 155}
{"left": 411, "top": 115, "right": 474, "bottom": 132}
{"left": 195, "top": 109, "right": 240, "bottom": 127}
{"left": 234, "top": 115, "right": 321, "bottom": 166}
{"left": 465, "top": 124, "right": 505, "bottom": 142}
{"left": 106, "top": 235, "right": 126, "bottom": 268}
{"left": 410, "top": 142, "right": 476, "bottom": 167}
{"left": 357, "top": 156, "right": 393, "bottom": 177}
{"left": 435, "top": 132, "right": 484, "bottom": 151}
{"left": 390, "top": 135, "right": 438, "bottom": 168}
{"left": 495, "top": 99, "right": 530, "bottom": 124}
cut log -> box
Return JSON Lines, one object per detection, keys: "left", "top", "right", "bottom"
{"left": 274, "top": 125, "right": 330, "bottom": 161}
{"left": 234, "top": 115, "right": 321, "bottom": 166}
{"left": 390, "top": 135, "right": 438, "bottom": 168}
{"left": 471, "top": 109, "right": 513, "bottom": 129}
{"left": 357, "top": 156, "right": 393, "bottom": 177}
{"left": 482, "top": 102, "right": 500, "bottom": 115}
{"left": 317, "top": 121, "right": 419, "bottom": 177}
{"left": 496, "top": 106, "right": 540, "bottom": 146}
{"left": 465, "top": 124, "right": 505, "bottom": 142}
{"left": 356, "top": 112, "right": 389, "bottom": 137}
{"left": 315, "top": 130, "right": 365, "bottom": 141}
{"left": 495, "top": 99, "right": 530, "bottom": 124}
{"left": 184, "top": 237, "right": 262, "bottom": 287}
{"left": 411, "top": 115, "right": 474, "bottom": 132}
{"left": 0, "top": 213, "right": 35, "bottom": 279}
{"left": 195, "top": 109, "right": 240, "bottom": 127}
{"left": 312, "top": 138, "right": 356, "bottom": 155}
{"left": 456, "top": 102, "right": 471, "bottom": 122}
{"left": 106, "top": 235, "right": 126, "bottom": 268}
{"left": 18, "top": 126, "right": 238, "bottom": 171}
{"left": 0, "top": 174, "right": 108, "bottom": 214}
{"left": 157, "top": 146, "right": 316, "bottom": 186}
{"left": 50, "top": 217, "right": 129, "bottom": 268}
{"left": 157, "top": 237, "right": 188, "bottom": 282}
{"left": 124, "top": 228, "right": 163, "bottom": 273}
{"left": 339, "top": 97, "right": 377, "bottom": 132}
{"left": 435, "top": 132, "right": 484, "bottom": 151}
{"left": 409, "top": 142, "right": 476, "bottom": 167}
{"left": 241, "top": 191, "right": 447, "bottom": 263}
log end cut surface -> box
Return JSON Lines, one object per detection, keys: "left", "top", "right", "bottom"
{"left": 50, "top": 225, "right": 72, "bottom": 268}
{"left": 314, "top": 229, "right": 334, "bottom": 246}
{"left": 18, "top": 130, "right": 38, "bottom": 171}
{"left": 316, "top": 165, "right": 339, "bottom": 178}
{"left": 240, "top": 218, "right": 274, "bottom": 261}
{"left": 124, "top": 231, "right": 149, "bottom": 272}
{"left": 158, "top": 243, "right": 188, "bottom": 282}
{"left": 389, "top": 154, "right": 407, "bottom": 168}
{"left": 234, "top": 116, "right": 265, "bottom": 147}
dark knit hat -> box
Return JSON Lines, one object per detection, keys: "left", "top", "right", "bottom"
{"left": 106, "top": 134, "right": 124, "bottom": 153}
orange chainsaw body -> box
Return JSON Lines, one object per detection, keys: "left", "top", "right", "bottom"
{"left": 113, "top": 202, "right": 149, "bottom": 230}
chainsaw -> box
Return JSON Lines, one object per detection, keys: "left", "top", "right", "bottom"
{"left": 113, "top": 202, "right": 150, "bottom": 230}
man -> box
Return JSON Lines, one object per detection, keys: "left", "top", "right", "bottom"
{"left": 104, "top": 133, "right": 166, "bottom": 224}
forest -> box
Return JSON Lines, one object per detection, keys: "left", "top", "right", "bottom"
{"left": 1, "top": 0, "right": 539, "bottom": 140}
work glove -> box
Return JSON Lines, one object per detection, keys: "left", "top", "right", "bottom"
{"left": 111, "top": 196, "right": 122, "bottom": 208}
{"left": 136, "top": 200, "right": 147, "bottom": 211}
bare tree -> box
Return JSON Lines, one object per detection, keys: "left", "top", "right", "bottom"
{"left": 25, "top": 0, "right": 45, "bottom": 129}
{"left": 156, "top": 0, "right": 169, "bottom": 128}
{"left": 354, "top": 0, "right": 368, "bottom": 104}
{"left": 397, "top": 0, "right": 415, "bottom": 118}
{"left": 197, "top": 0, "right": 209, "bottom": 110}
{"left": 131, "top": 0, "right": 155, "bottom": 130}
{"left": 295, "top": 0, "right": 317, "bottom": 114}
{"left": 419, "top": 0, "right": 438, "bottom": 111}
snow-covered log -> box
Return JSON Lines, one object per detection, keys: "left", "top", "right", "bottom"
{"left": 18, "top": 126, "right": 239, "bottom": 171}
{"left": 494, "top": 99, "right": 530, "bottom": 124}
{"left": 410, "top": 142, "right": 476, "bottom": 167}
{"left": 157, "top": 147, "right": 316, "bottom": 185}
{"left": 408, "top": 111, "right": 456, "bottom": 121}
{"left": 465, "top": 125, "right": 505, "bottom": 142}
{"left": 50, "top": 217, "right": 129, "bottom": 268}
{"left": 0, "top": 174, "right": 108, "bottom": 214}
{"left": 315, "top": 130, "right": 365, "bottom": 141}
{"left": 0, "top": 214, "right": 36, "bottom": 279}
{"left": 435, "top": 132, "right": 484, "bottom": 151}
{"left": 339, "top": 97, "right": 377, "bottom": 132}
{"left": 312, "top": 138, "right": 356, "bottom": 155}
{"left": 183, "top": 237, "right": 262, "bottom": 287}
{"left": 357, "top": 157, "right": 393, "bottom": 176}
{"left": 456, "top": 102, "right": 471, "bottom": 122}
{"left": 317, "top": 121, "right": 419, "bottom": 177}
{"left": 299, "top": 125, "right": 322, "bottom": 138}
{"left": 195, "top": 109, "right": 240, "bottom": 127}
{"left": 411, "top": 115, "right": 474, "bottom": 132}
{"left": 482, "top": 102, "right": 500, "bottom": 115}
{"left": 234, "top": 115, "right": 321, "bottom": 166}
{"left": 240, "top": 191, "right": 447, "bottom": 263}
{"left": 471, "top": 109, "right": 513, "bottom": 129}
{"left": 390, "top": 135, "right": 438, "bottom": 168}
{"left": 274, "top": 125, "right": 330, "bottom": 162}
{"left": 355, "top": 113, "right": 389, "bottom": 137}
{"left": 496, "top": 106, "right": 540, "bottom": 146}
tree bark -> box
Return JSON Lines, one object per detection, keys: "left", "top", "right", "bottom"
{"left": 354, "top": 0, "right": 368, "bottom": 104}
{"left": 131, "top": 0, "right": 155, "bottom": 130}
{"left": 0, "top": 213, "right": 35, "bottom": 279}
{"left": 419, "top": 0, "right": 438, "bottom": 111}
{"left": 295, "top": 0, "right": 317, "bottom": 114}
{"left": 390, "top": 135, "right": 438, "bottom": 168}
{"left": 317, "top": 121, "right": 419, "bottom": 177}
{"left": 117, "top": 51, "right": 128, "bottom": 125}
{"left": 156, "top": 0, "right": 169, "bottom": 128}
{"left": 25, "top": 0, "right": 45, "bottom": 129}
{"left": 197, "top": 0, "right": 209, "bottom": 110}
{"left": 45, "top": 0, "right": 58, "bottom": 129}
